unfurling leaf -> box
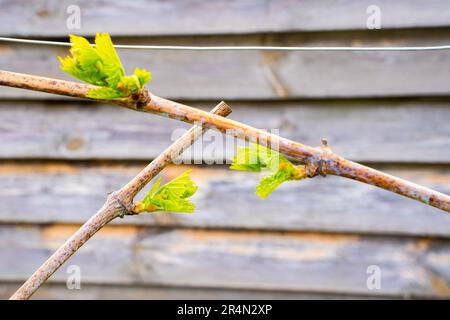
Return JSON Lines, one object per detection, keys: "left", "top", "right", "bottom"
{"left": 58, "top": 33, "right": 152, "bottom": 100}
{"left": 93, "top": 33, "right": 125, "bottom": 88}
{"left": 136, "top": 170, "right": 198, "bottom": 213}
{"left": 86, "top": 87, "right": 123, "bottom": 99}
{"left": 230, "top": 143, "right": 306, "bottom": 199}
{"left": 134, "top": 67, "right": 152, "bottom": 87}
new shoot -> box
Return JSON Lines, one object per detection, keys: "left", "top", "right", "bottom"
{"left": 230, "top": 143, "right": 307, "bottom": 199}
{"left": 133, "top": 170, "right": 198, "bottom": 214}
{"left": 59, "top": 33, "right": 151, "bottom": 100}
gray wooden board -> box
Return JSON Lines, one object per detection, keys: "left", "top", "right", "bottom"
{"left": 0, "top": 100, "right": 449, "bottom": 163}
{"left": 2, "top": 0, "right": 450, "bottom": 301}
{"left": 0, "top": 164, "right": 449, "bottom": 237}
{"left": 0, "top": 282, "right": 380, "bottom": 300}
{"left": 1, "top": 225, "right": 450, "bottom": 298}
{"left": 1, "top": 0, "right": 450, "bottom": 36}
{"left": 1, "top": 30, "right": 450, "bottom": 99}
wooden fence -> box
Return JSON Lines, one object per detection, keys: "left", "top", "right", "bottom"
{"left": 0, "top": 0, "right": 450, "bottom": 299}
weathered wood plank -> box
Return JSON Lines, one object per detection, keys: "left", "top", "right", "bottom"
{"left": 0, "top": 282, "right": 377, "bottom": 300}
{"left": 2, "top": 225, "right": 450, "bottom": 298}
{"left": 0, "top": 100, "right": 449, "bottom": 163}
{"left": 1, "top": 0, "right": 450, "bottom": 36}
{"left": 0, "top": 164, "right": 449, "bottom": 237}
{"left": 1, "top": 30, "right": 450, "bottom": 99}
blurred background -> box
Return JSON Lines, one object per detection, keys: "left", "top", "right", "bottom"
{"left": 1, "top": 0, "right": 450, "bottom": 299}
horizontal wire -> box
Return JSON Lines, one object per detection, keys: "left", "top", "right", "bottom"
{"left": 1, "top": 36, "right": 450, "bottom": 51}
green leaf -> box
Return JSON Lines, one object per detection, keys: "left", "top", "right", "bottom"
{"left": 256, "top": 168, "right": 294, "bottom": 199}
{"left": 93, "top": 33, "right": 125, "bottom": 88}
{"left": 146, "top": 177, "right": 163, "bottom": 200}
{"left": 231, "top": 143, "right": 287, "bottom": 172}
{"left": 86, "top": 87, "right": 124, "bottom": 100}
{"left": 58, "top": 33, "right": 152, "bottom": 100}
{"left": 59, "top": 34, "right": 107, "bottom": 86}
{"left": 140, "top": 170, "right": 198, "bottom": 213}
{"left": 133, "top": 67, "right": 152, "bottom": 87}
{"left": 230, "top": 143, "right": 305, "bottom": 199}
{"left": 117, "top": 75, "right": 141, "bottom": 96}
{"left": 230, "top": 145, "right": 263, "bottom": 172}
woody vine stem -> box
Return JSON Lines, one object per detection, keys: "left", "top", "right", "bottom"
{"left": 2, "top": 69, "right": 449, "bottom": 212}
{"left": 1, "top": 69, "right": 450, "bottom": 299}
{"left": 7, "top": 97, "right": 231, "bottom": 300}
{"left": 1, "top": 50, "right": 450, "bottom": 299}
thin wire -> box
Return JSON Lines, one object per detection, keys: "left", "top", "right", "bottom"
{"left": 1, "top": 36, "right": 450, "bottom": 51}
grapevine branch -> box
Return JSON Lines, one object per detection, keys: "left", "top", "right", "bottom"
{"left": 2, "top": 70, "right": 450, "bottom": 300}
{"left": 1, "top": 70, "right": 449, "bottom": 212}
{"left": 8, "top": 97, "right": 232, "bottom": 300}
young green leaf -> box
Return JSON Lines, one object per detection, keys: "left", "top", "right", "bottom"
{"left": 116, "top": 75, "right": 141, "bottom": 97}
{"left": 93, "top": 33, "right": 125, "bottom": 88}
{"left": 58, "top": 33, "right": 152, "bottom": 100}
{"left": 86, "top": 87, "right": 123, "bottom": 99}
{"left": 134, "top": 67, "right": 152, "bottom": 87}
{"left": 137, "top": 170, "right": 199, "bottom": 213}
{"left": 230, "top": 143, "right": 306, "bottom": 199}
